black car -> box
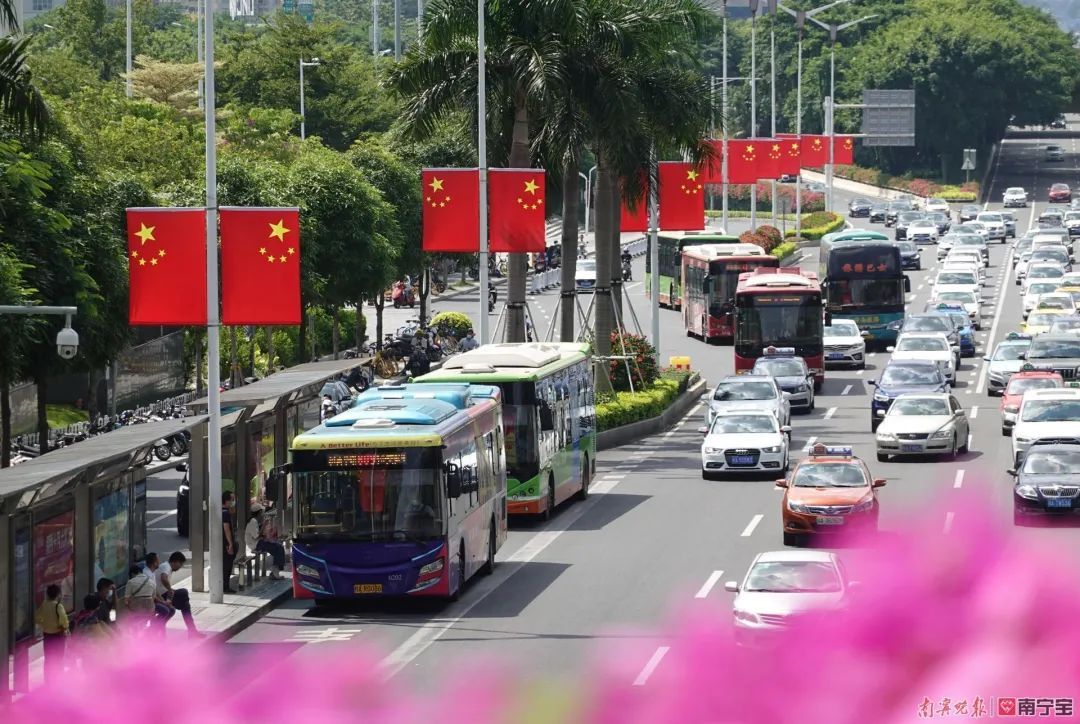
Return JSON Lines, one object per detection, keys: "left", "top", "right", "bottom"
{"left": 927, "top": 212, "right": 951, "bottom": 235}
{"left": 896, "top": 241, "right": 921, "bottom": 270}
{"left": 1010, "top": 441, "right": 1080, "bottom": 525}
{"left": 869, "top": 204, "right": 888, "bottom": 223}
{"left": 848, "top": 197, "right": 872, "bottom": 217}
{"left": 959, "top": 204, "right": 982, "bottom": 222}
{"left": 867, "top": 360, "right": 950, "bottom": 431}
{"left": 885, "top": 200, "right": 914, "bottom": 227}
{"left": 1051, "top": 117, "right": 1067, "bottom": 130}
{"left": 894, "top": 211, "right": 925, "bottom": 241}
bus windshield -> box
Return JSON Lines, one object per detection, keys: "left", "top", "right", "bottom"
{"left": 826, "top": 278, "right": 905, "bottom": 310}
{"left": 735, "top": 293, "right": 823, "bottom": 356}
{"left": 293, "top": 447, "right": 444, "bottom": 541}
{"left": 708, "top": 259, "right": 778, "bottom": 312}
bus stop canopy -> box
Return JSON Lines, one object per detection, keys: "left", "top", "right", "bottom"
{"left": 0, "top": 416, "right": 207, "bottom": 512}
{"left": 187, "top": 358, "right": 367, "bottom": 412}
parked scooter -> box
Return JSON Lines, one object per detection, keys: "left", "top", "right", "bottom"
{"left": 488, "top": 284, "right": 497, "bottom": 312}
{"left": 392, "top": 280, "right": 416, "bottom": 308}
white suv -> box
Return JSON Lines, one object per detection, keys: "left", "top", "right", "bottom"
{"left": 1003, "top": 187, "right": 1028, "bottom": 207}
{"left": 975, "top": 212, "right": 1007, "bottom": 242}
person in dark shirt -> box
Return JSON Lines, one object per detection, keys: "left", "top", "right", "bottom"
{"left": 94, "top": 577, "right": 116, "bottom": 625}
{"left": 222, "top": 491, "right": 237, "bottom": 594}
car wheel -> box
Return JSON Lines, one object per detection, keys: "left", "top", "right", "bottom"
{"left": 959, "top": 433, "right": 969, "bottom": 454}
{"left": 541, "top": 475, "right": 556, "bottom": 521}
{"left": 449, "top": 543, "right": 466, "bottom": 601}
{"left": 780, "top": 454, "right": 789, "bottom": 476}
{"left": 808, "top": 394, "right": 815, "bottom": 412}
{"left": 871, "top": 419, "right": 880, "bottom": 432}
{"left": 1002, "top": 426, "right": 1011, "bottom": 437}
{"left": 876, "top": 452, "right": 888, "bottom": 463}
{"left": 481, "top": 522, "right": 496, "bottom": 576}
{"left": 783, "top": 532, "right": 805, "bottom": 547}
{"left": 576, "top": 455, "right": 591, "bottom": 501}
{"left": 950, "top": 434, "right": 959, "bottom": 460}
{"left": 1013, "top": 509, "right": 1025, "bottom": 527}
{"left": 702, "top": 470, "right": 719, "bottom": 481}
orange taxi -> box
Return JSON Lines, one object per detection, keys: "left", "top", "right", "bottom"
{"left": 776, "top": 444, "right": 884, "bottom": 546}
{"left": 1000, "top": 365, "right": 1064, "bottom": 436}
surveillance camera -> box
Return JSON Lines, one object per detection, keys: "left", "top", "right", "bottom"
{"left": 56, "top": 326, "right": 79, "bottom": 360}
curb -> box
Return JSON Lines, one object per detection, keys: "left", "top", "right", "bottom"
{"left": 596, "top": 376, "right": 706, "bottom": 451}
{"left": 209, "top": 584, "right": 294, "bottom": 643}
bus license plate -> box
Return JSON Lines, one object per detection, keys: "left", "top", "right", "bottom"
{"left": 1047, "top": 498, "right": 1073, "bottom": 509}
{"left": 816, "top": 516, "right": 844, "bottom": 525}
{"left": 354, "top": 584, "right": 383, "bottom": 594}
{"left": 730, "top": 455, "right": 756, "bottom": 465}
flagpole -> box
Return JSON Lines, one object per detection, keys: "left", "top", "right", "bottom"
{"left": 477, "top": 0, "right": 490, "bottom": 345}
{"left": 204, "top": 0, "right": 225, "bottom": 605}
{"left": 749, "top": 1, "right": 757, "bottom": 231}
{"left": 795, "top": 18, "right": 803, "bottom": 239}
{"left": 769, "top": 1, "right": 777, "bottom": 228}
{"left": 721, "top": 0, "right": 729, "bottom": 230}
{"left": 648, "top": 145, "right": 659, "bottom": 358}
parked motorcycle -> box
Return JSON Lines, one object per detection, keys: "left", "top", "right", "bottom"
{"left": 488, "top": 285, "right": 497, "bottom": 312}
{"left": 153, "top": 438, "right": 172, "bottom": 462}
{"left": 392, "top": 281, "right": 416, "bottom": 308}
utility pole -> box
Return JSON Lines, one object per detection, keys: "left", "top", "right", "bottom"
{"left": 394, "top": 0, "right": 401, "bottom": 59}
{"left": 721, "top": 0, "right": 729, "bottom": 230}
{"left": 477, "top": 0, "right": 489, "bottom": 344}
{"left": 769, "top": 0, "right": 778, "bottom": 227}
{"left": 749, "top": 0, "right": 758, "bottom": 230}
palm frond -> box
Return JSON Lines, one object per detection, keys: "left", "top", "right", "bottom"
{"left": 0, "top": 36, "right": 49, "bottom": 138}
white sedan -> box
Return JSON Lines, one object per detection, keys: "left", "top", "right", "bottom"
{"left": 934, "top": 270, "right": 981, "bottom": 297}
{"left": 1012, "top": 388, "right": 1080, "bottom": 466}
{"left": 1023, "top": 281, "right": 1063, "bottom": 318}
{"left": 924, "top": 198, "right": 951, "bottom": 214}
{"left": 888, "top": 333, "right": 956, "bottom": 385}
{"left": 823, "top": 319, "right": 867, "bottom": 369}
{"left": 966, "top": 221, "right": 991, "bottom": 242}
{"left": 700, "top": 410, "right": 790, "bottom": 479}
{"left": 875, "top": 393, "right": 970, "bottom": 461}
{"left": 1021, "top": 263, "right": 1066, "bottom": 295}
{"left": 975, "top": 212, "right": 1007, "bottom": 242}
{"left": 931, "top": 290, "right": 982, "bottom": 329}
{"left": 1003, "top": 187, "right": 1028, "bottom": 207}
{"left": 906, "top": 219, "right": 939, "bottom": 244}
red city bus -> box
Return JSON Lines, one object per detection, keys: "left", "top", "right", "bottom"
{"left": 682, "top": 243, "right": 779, "bottom": 342}
{"left": 734, "top": 267, "right": 825, "bottom": 391}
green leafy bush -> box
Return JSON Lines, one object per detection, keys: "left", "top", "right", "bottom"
{"left": 784, "top": 212, "right": 843, "bottom": 240}
{"left": 596, "top": 370, "right": 695, "bottom": 431}
{"left": 757, "top": 225, "right": 782, "bottom": 247}
{"left": 608, "top": 332, "right": 659, "bottom": 392}
{"left": 430, "top": 311, "right": 472, "bottom": 337}
{"left": 771, "top": 241, "right": 798, "bottom": 260}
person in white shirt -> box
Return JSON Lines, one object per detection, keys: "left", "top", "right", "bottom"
{"left": 123, "top": 563, "right": 157, "bottom": 635}
{"left": 245, "top": 506, "right": 286, "bottom": 580}
{"left": 150, "top": 552, "right": 203, "bottom": 638}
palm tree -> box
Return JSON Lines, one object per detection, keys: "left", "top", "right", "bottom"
{"left": 0, "top": 8, "right": 50, "bottom": 137}
{"left": 387, "top": 0, "right": 575, "bottom": 343}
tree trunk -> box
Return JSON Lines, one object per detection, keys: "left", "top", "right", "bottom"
{"left": 265, "top": 326, "right": 275, "bottom": 373}
{"left": 247, "top": 327, "right": 256, "bottom": 377}
{"left": 229, "top": 326, "right": 241, "bottom": 387}
{"left": 194, "top": 329, "right": 204, "bottom": 395}
{"left": 505, "top": 87, "right": 532, "bottom": 343}
{"left": 560, "top": 161, "right": 580, "bottom": 342}
{"left": 375, "top": 294, "right": 385, "bottom": 351}
{"left": 298, "top": 301, "right": 308, "bottom": 364}
{"left": 1, "top": 377, "right": 10, "bottom": 468}
{"left": 609, "top": 181, "right": 623, "bottom": 323}
{"left": 35, "top": 376, "right": 48, "bottom": 456}
{"left": 87, "top": 367, "right": 100, "bottom": 421}
{"left": 593, "top": 162, "right": 615, "bottom": 393}
{"left": 331, "top": 306, "right": 340, "bottom": 360}
{"left": 419, "top": 267, "right": 429, "bottom": 326}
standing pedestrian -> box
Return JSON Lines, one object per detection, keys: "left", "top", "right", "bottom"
{"left": 459, "top": 329, "right": 480, "bottom": 352}
{"left": 34, "top": 584, "right": 68, "bottom": 684}
{"left": 124, "top": 564, "right": 156, "bottom": 635}
{"left": 156, "top": 552, "right": 204, "bottom": 638}
{"left": 223, "top": 491, "right": 237, "bottom": 594}
{"left": 93, "top": 577, "right": 116, "bottom": 627}
{"left": 245, "top": 507, "right": 286, "bottom": 580}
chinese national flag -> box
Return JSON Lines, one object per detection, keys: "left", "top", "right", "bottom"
{"left": 422, "top": 168, "right": 480, "bottom": 252}
{"left": 620, "top": 193, "right": 649, "bottom": 232}
{"left": 219, "top": 207, "right": 302, "bottom": 325}
{"left": 759, "top": 139, "right": 783, "bottom": 180}
{"left": 696, "top": 139, "right": 724, "bottom": 184}
{"left": 727, "top": 140, "right": 761, "bottom": 184}
{"left": 489, "top": 168, "right": 546, "bottom": 253}
{"left": 775, "top": 134, "right": 802, "bottom": 176}
{"left": 658, "top": 161, "right": 704, "bottom": 231}
{"left": 801, "top": 135, "right": 829, "bottom": 167}
{"left": 834, "top": 135, "right": 855, "bottom": 165}
{"left": 127, "top": 208, "right": 207, "bottom": 326}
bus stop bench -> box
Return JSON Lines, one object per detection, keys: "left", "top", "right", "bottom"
{"left": 234, "top": 551, "right": 271, "bottom": 590}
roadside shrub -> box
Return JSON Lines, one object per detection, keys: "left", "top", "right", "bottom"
{"left": 429, "top": 311, "right": 472, "bottom": 337}
{"left": 784, "top": 212, "right": 843, "bottom": 240}
{"left": 608, "top": 332, "right": 659, "bottom": 392}
{"left": 756, "top": 225, "right": 782, "bottom": 247}
{"left": 739, "top": 230, "right": 775, "bottom": 253}
{"left": 771, "top": 241, "right": 798, "bottom": 260}
{"left": 597, "top": 369, "right": 697, "bottom": 430}
{"left": 818, "top": 163, "right": 982, "bottom": 200}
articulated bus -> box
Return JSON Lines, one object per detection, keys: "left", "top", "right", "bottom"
{"left": 416, "top": 342, "right": 595, "bottom": 517}
{"left": 734, "top": 267, "right": 825, "bottom": 390}
{"left": 290, "top": 383, "right": 507, "bottom": 603}
{"left": 682, "top": 243, "right": 778, "bottom": 343}
{"left": 819, "top": 238, "right": 909, "bottom": 347}
{"left": 646, "top": 230, "right": 738, "bottom": 309}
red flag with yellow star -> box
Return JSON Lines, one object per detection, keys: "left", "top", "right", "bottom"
{"left": 775, "top": 134, "right": 802, "bottom": 176}
{"left": 727, "top": 140, "right": 761, "bottom": 184}
{"left": 658, "top": 162, "right": 704, "bottom": 231}
{"left": 801, "top": 135, "right": 829, "bottom": 167}
{"left": 422, "top": 168, "right": 480, "bottom": 252}
{"left": 126, "top": 208, "right": 207, "bottom": 325}
{"left": 219, "top": 207, "right": 301, "bottom": 325}
{"left": 488, "top": 168, "right": 546, "bottom": 252}
{"left": 833, "top": 135, "right": 855, "bottom": 165}
{"left": 758, "top": 139, "right": 783, "bottom": 180}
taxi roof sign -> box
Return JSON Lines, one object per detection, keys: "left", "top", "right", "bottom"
{"left": 1006, "top": 332, "right": 1032, "bottom": 340}
{"left": 809, "top": 444, "right": 853, "bottom": 457}
{"left": 763, "top": 346, "right": 796, "bottom": 356}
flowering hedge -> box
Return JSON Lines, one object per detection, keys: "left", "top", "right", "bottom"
{"left": 814, "top": 164, "right": 981, "bottom": 201}
{"left": 607, "top": 332, "right": 659, "bottom": 392}
{"left": 719, "top": 183, "right": 826, "bottom": 212}
{"left": 783, "top": 211, "right": 844, "bottom": 240}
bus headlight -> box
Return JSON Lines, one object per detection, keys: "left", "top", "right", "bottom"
{"left": 418, "top": 558, "right": 445, "bottom": 577}
{"left": 296, "top": 564, "right": 321, "bottom": 578}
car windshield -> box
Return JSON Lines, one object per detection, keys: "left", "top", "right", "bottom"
{"left": 936, "top": 292, "right": 976, "bottom": 304}
{"left": 578, "top": 260, "right": 596, "bottom": 273}
{"left": 897, "top": 243, "right": 917, "bottom": 253}
{"left": 977, "top": 214, "right": 1002, "bottom": 222}
{"left": 1038, "top": 297, "right": 1072, "bottom": 310}
{"left": 1029, "top": 283, "right": 1060, "bottom": 296}
{"left": 1007, "top": 378, "right": 1062, "bottom": 395}
{"left": 937, "top": 273, "right": 976, "bottom": 285}
{"left": 1027, "top": 339, "right": 1080, "bottom": 359}
{"left": 1028, "top": 313, "right": 1060, "bottom": 327}
{"left": 824, "top": 323, "right": 859, "bottom": 338}
{"left": 993, "top": 343, "right": 1029, "bottom": 361}
{"left": 905, "top": 317, "right": 950, "bottom": 333}
{"left": 880, "top": 365, "right": 943, "bottom": 386}
{"left": 1006, "top": 188, "right": 1025, "bottom": 194}
{"left": 710, "top": 415, "right": 778, "bottom": 434}
{"left": 1030, "top": 267, "right": 1064, "bottom": 279}
{"left": 713, "top": 382, "right": 776, "bottom": 401}
{"left": 753, "top": 358, "right": 806, "bottom": 377}
{"left": 1051, "top": 320, "right": 1080, "bottom": 333}
{"left": 744, "top": 561, "right": 842, "bottom": 593}
{"left": 889, "top": 398, "right": 950, "bottom": 416}
{"left": 1022, "top": 450, "right": 1080, "bottom": 474}
{"left": 1022, "top": 399, "right": 1080, "bottom": 422}
{"left": 1033, "top": 251, "right": 1068, "bottom": 262}
{"left": 792, "top": 462, "right": 868, "bottom": 488}
{"left": 896, "top": 337, "right": 948, "bottom": 352}
{"left": 1066, "top": 213, "right": 1080, "bottom": 221}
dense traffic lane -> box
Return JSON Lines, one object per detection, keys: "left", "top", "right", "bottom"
{"left": 226, "top": 132, "right": 1080, "bottom": 685}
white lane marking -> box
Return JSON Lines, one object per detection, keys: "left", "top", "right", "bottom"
{"left": 975, "top": 245, "right": 1014, "bottom": 394}
{"left": 856, "top": 369, "right": 864, "bottom": 376}
{"left": 943, "top": 511, "right": 955, "bottom": 534}
{"left": 741, "top": 514, "right": 764, "bottom": 537}
{"left": 968, "top": 433, "right": 973, "bottom": 450}
{"left": 802, "top": 436, "right": 818, "bottom": 451}
{"left": 841, "top": 384, "right": 852, "bottom": 395}
{"left": 633, "top": 646, "right": 671, "bottom": 686}
{"left": 954, "top": 470, "right": 965, "bottom": 489}
{"left": 824, "top": 406, "right": 838, "bottom": 419}
{"left": 147, "top": 510, "right": 175, "bottom": 525}
{"left": 602, "top": 474, "right": 626, "bottom": 480}
{"left": 694, "top": 570, "right": 725, "bottom": 599}
{"left": 970, "top": 406, "right": 978, "bottom": 419}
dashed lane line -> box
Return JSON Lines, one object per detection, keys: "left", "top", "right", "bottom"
{"left": 841, "top": 385, "right": 852, "bottom": 395}
{"left": 975, "top": 245, "right": 1014, "bottom": 394}
{"left": 943, "top": 511, "right": 955, "bottom": 534}
{"left": 633, "top": 646, "right": 671, "bottom": 686}
{"left": 954, "top": 470, "right": 965, "bottom": 489}
{"left": 970, "top": 406, "right": 978, "bottom": 419}
{"left": 694, "top": 570, "right": 725, "bottom": 599}
{"left": 802, "top": 436, "right": 818, "bottom": 451}
{"left": 741, "top": 514, "right": 764, "bottom": 537}
{"left": 824, "top": 407, "right": 838, "bottom": 419}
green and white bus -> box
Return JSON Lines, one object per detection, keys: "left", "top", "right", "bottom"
{"left": 646, "top": 230, "right": 739, "bottom": 309}
{"left": 415, "top": 343, "right": 595, "bottom": 518}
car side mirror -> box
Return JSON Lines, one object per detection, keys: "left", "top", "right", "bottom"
{"left": 782, "top": 392, "right": 792, "bottom": 399}
{"left": 872, "top": 479, "right": 886, "bottom": 488}
{"left": 885, "top": 346, "right": 895, "bottom": 353}
{"left": 775, "top": 479, "right": 789, "bottom": 488}
{"left": 700, "top": 393, "right": 711, "bottom": 402}
{"left": 780, "top": 425, "right": 792, "bottom": 434}
{"left": 724, "top": 581, "right": 739, "bottom": 593}
{"left": 866, "top": 380, "right": 876, "bottom": 386}
{"left": 175, "top": 463, "right": 188, "bottom": 472}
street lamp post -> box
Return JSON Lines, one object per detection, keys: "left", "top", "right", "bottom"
{"left": 299, "top": 58, "right": 320, "bottom": 141}
{"left": 477, "top": 0, "right": 490, "bottom": 344}
{"left": 197, "top": 0, "right": 203, "bottom": 109}
{"left": 749, "top": 0, "right": 758, "bottom": 230}
{"left": 579, "top": 171, "right": 590, "bottom": 236}
{"left": 721, "top": 0, "right": 729, "bottom": 229}
{"left": 587, "top": 165, "right": 598, "bottom": 234}
{"left": 125, "top": 0, "right": 133, "bottom": 97}
{"left": 394, "top": 0, "right": 401, "bottom": 59}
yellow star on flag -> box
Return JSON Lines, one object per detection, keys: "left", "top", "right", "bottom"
{"left": 287, "top": 247, "right": 295, "bottom": 255}
{"left": 259, "top": 247, "right": 267, "bottom": 255}
{"left": 131, "top": 250, "right": 139, "bottom": 258}
{"left": 157, "top": 249, "right": 166, "bottom": 258}
{"left": 135, "top": 223, "right": 156, "bottom": 245}
{"left": 686, "top": 169, "right": 699, "bottom": 182}
{"left": 279, "top": 255, "right": 287, "bottom": 263}
{"left": 150, "top": 258, "right": 158, "bottom": 266}
{"left": 268, "top": 219, "right": 290, "bottom": 242}
{"left": 523, "top": 179, "right": 539, "bottom": 195}
{"left": 267, "top": 256, "right": 276, "bottom": 263}
{"left": 428, "top": 177, "right": 444, "bottom": 192}
{"left": 138, "top": 258, "right": 147, "bottom": 266}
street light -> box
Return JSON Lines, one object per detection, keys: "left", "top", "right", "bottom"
{"left": 579, "top": 171, "right": 590, "bottom": 238}
{"left": 749, "top": 0, "right": 759, "bottom": 230}
{"left": 807, "top": 11, "right": 879, "bottom": 212}
{"left": 299, "top": 58, "right": 320, "bottom": 141}
{"left": 777, "top": 0, "right": 854, "bottom": 238}
{"left": 125, "top": 0, "right": 132, "bottom": 97}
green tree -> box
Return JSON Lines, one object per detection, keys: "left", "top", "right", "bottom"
{"left": 126, "top": 55, "right": 204, "bottom": 116}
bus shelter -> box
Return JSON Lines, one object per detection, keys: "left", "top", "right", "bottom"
{"left": 0, "top": 417, "right": 207, "bottom": 701}
{"left": 184, "top": 359, "right": 368, "bottom": 593}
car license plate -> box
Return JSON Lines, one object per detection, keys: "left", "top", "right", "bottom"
{"left": 1047, "top": 498, "right": 1073, "bottom": 509}
{"left": 816, "top": 516, "right": 844, "bottom": 525}
{"left": 730, "top": 455, "right": 756, "bottom": 465}
{"left": 354, "top": 584, "right": 383, "bottom": 594}
{"left": 901, "top": 444, "right": 922, "bottom": 452}
{"left": 827, "top": 352, "right": 845, "bottom": 360}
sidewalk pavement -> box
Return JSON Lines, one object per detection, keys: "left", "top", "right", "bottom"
{"left": 7, "top": 570, "right": 291, "bottom": 700}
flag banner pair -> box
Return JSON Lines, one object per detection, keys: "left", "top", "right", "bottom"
{"left": 421, "top": 168, "right": 546, "bottom": 253}
{"left": 126, "top": 207, "right": 301, "bottom": 326}
{"left": 778, "top": 134, "right": 855, "bottom": 167}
